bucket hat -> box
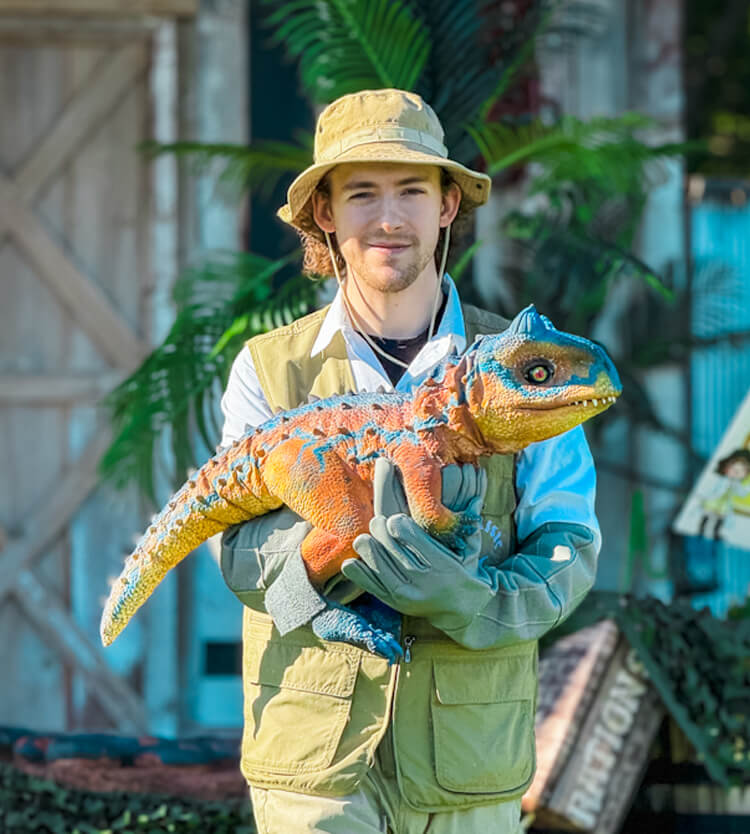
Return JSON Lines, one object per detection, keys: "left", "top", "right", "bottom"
{"left": 277, "top": 88, "right": 491, "bottom": 239}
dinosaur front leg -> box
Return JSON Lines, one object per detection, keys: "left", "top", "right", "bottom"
{"left": 390, "top": 444, "right": 482, "bottom": 553}
{"left": 262, "top": 438, "right": 373, "bottom": 583}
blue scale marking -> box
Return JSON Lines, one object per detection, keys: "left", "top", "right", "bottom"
{"left": 111, "top": 563, "right": 141, "bottom": 619}
{"left": 141, "top": 394, "right": 410, "bottom": 544}
{"left": 413, "top": 414, "right": 448, "bottom": 432}
{"left": 302, "top": 422, "right": 422, "bottom": 469}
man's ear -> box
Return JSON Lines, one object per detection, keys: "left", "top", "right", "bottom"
{"left": 312, "top": 190, "right": 336, "bottom": 234}
{"left": 440, "top": 181, "right": 461, "bottom": 227}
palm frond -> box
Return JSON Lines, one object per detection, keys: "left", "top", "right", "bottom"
{"left": 500, "top": 212, "right": 672, "bottom": 349}
{"left": 408, "top": 0, "right": 548, "bottom": 164}
{"left": 140, "top": 136, "right": 313, "bottom": 199}
{"left": 616, "top": 260, "right": 748, "bottom": 368}
{"left": 263, "top": 0, "right": 430, "bottom": 103}
{"left": 450, "top": 238, "right": 485, "bottom": 285}
{"left": 469, "top": 113, "right": 665, "bottom": 179}
{"left": 408, "top": 0, "right": 494, "bottom": 160}
{"left": 475, "top": 1, "right": 552, "bottom": 123}
{"left": 99, "top": 252, "right": 318, "bottom": 501}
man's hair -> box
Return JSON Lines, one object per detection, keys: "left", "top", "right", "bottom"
{"left": 300, "top": 169, "right": 475, "bottom": 279}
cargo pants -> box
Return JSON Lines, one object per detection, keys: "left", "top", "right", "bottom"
{"left": 250, "top": 733, "right": 524, "bottom": 834}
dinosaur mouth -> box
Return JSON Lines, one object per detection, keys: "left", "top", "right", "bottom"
{"left": 566, "top": 395, "right": 619, "bottom": 408}
{"left": 520, "top": 394, "right": 620, "bottom": 411}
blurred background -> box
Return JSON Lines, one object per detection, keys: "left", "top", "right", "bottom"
{"left": 1, "top": 0, "right": 749, "bottom": 831}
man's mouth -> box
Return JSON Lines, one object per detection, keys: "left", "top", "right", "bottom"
{"left": 368, "top": 242, "right": 411, "bottom": 252}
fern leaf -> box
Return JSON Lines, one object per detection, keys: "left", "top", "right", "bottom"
{"left": 468, "top": 113, "right": 680, "bottom": 183}
{"left": 263, "top": 0, "right": 430, "bottom": 102}
{"left": 139, "top": 138, "right": 312, "bottom": 199}
{"left": 504, "top": 212, "right": 672, "bottom": 304}
{"left": 99, "top": 253, "right": 318, "bottom": 500}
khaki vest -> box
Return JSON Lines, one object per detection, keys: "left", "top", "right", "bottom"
{"left": 239, "top": 303, "right": 538, "bottom": 811}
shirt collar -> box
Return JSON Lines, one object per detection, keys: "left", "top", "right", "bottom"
{"left": 310, "top": 273, "right": 467, "bottom": 358}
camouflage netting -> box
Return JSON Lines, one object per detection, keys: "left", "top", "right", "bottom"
{"left": 1, "top": 730, "right": 247, "bottom": 800}
{"left": 559, "top": 592, "right": 750, "bottom": 786}
{"left": 0, "top": 762, "right": 254, "bottom": 834}
{"left": 13, "top": 756, "right": 247, "bottom": 801}
{"left": 0, "top": 730, "right": 250, "bottom": 832}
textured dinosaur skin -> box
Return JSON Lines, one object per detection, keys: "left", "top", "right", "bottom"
{"left": 101, "top": 306, "right": 621, "bottom": 647}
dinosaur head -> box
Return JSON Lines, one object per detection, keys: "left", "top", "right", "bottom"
{"left": 461, "top": 305, "right": 622, "bottom": 453}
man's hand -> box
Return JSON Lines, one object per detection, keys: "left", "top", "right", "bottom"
{"left": 342, "top": 459, "right": 495, "bottom": 631}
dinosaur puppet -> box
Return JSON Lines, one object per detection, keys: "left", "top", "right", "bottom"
{"left": 100, "top": 306, "right": 621, "bottom": 653}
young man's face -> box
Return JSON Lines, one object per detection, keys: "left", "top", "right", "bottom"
{"left": 311, "top": 162, "right": 461, "bottom": 294}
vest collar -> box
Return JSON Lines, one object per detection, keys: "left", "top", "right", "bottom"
{"left": 310, "top": 273, "right": 467, "bottom": 360}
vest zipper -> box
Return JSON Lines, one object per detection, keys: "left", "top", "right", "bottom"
{"left": 403, "top": 634, "right": 416, "bottom": 663}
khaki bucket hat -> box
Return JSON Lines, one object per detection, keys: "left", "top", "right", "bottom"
{"left": 277, "top": 88, "right": 491, "bottom": 239}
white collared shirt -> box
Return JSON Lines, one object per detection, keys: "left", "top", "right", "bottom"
{"left": 220, "top": 275, "right": 601, "bottom": 550}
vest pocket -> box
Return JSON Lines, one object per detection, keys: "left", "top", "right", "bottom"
{"left": 430, "top": 657, "right": 535, "bottom": 794}
{"left": 242, "top": 638, "right": 358, "bottom": 775}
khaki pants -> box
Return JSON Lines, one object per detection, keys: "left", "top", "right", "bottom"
{"left": 250, "top": 741, "right": 524, "bottom": 834}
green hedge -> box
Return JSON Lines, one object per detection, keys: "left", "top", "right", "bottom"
{"left": 0, "top": 763, "right": 255, "bottom": 833}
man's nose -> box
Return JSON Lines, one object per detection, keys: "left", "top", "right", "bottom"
{"left": 378, "top": 195, "right": 404, "bottom": 232}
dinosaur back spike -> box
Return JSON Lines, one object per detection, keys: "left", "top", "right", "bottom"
{"left": 505, "top": 304, "right": 555, "bottom": 338}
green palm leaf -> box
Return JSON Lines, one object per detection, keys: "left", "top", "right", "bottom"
{"left": 140, "top": 135, "right": 313, "bottom": 199}
{"left": 408, "top": 0, "right": 496, "bottom": 160}
{"left": 471, "top": 114, "right": 696, "bottom": 297}
{"left": 100, "top": 252, "right": 317, "bottom": 501}
{"left": 263, "top": 0, "right": 430, "bottom": 102}
{"left": 502, "top": 212, "right": 671, "bottom": 329}
{"left": 469, "top": 113, "right": 662, "bottom": 177}
{"left": 474, "top": 1, "right": 559, "bottom": 124}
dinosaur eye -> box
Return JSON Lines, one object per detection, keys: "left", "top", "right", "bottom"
{"left": 524, "top": 362, "right": 554, "bottom": 385}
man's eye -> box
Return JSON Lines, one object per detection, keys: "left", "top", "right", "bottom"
{"left": 350, "top": 192, "right": 373, "bottom": 200}
{"left": 403, "top": 188, "right": 425, "bottom": 196}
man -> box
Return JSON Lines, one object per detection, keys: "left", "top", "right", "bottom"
{"left": 219, "top": 89, "right": 600, "bottom": 834}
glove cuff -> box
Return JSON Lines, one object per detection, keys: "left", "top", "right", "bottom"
{"left": 265, "top": 549, "right": 326, "bottom": 635}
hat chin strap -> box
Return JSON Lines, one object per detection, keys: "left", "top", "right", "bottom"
{"left": 323, "top": 225, "right": 451, "bottom": 373}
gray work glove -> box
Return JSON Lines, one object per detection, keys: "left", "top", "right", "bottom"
{"left": 221, "top": 507, "right": 361, "bottom": 633}
{"left": 221, "top": 500, "right": 403, "bottom": 659}
{"left": 342, "top": 459, "right": 495, "bottom": 632}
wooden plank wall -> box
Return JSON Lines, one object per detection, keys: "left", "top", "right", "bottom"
{"left": 0, "top": 1, "right": 197, "bottom": 15}
{"left": 0, "top": 16, "right": 178, "bottom": 732}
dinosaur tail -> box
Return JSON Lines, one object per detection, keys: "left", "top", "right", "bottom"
{"left": 100, "top": 441, "right": 280, "bottom": 646}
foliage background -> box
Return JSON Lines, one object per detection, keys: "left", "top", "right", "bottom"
{"left": 101, "top": 0, "right": 688, "bottom": 502}
{"left": 684, "top": 0, "right": 750, "bottom": 176}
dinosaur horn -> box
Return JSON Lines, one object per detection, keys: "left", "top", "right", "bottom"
{"left": 506, "top": 304, "right": 555, "bottom": 337}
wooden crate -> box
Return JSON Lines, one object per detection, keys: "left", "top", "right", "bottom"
{"left": 524, "top": 619, "right": 665, "bottom": 833}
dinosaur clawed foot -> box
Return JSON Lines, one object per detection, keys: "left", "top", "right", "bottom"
{"left": 435, "top": 495, "right": 483, "bottom": 554}
{"left": 311, "top": 598, "right": 403, "bottom": 664}
{"left": 350, "top": 593, "right": 402, "bottom": 637}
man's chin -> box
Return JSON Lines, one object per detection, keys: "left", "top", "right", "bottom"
{"left": 359, "top": 264, "right": 419, "bottom": 293}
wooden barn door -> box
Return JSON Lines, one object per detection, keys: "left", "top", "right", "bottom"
{"left": 0, "top": 11, "right": 189, "bottom": 732}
